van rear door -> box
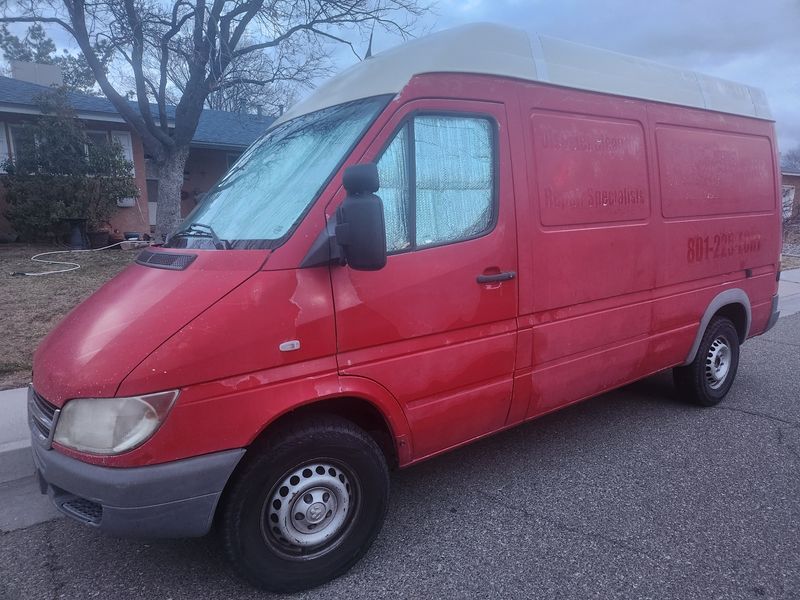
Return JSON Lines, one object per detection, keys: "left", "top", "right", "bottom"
{"left": 330, "top": 98, "right": 518, "bottom": 460}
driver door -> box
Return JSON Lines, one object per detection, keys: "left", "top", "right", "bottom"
{"left": 330, "top": 99, "right": 518, "bottom": 460}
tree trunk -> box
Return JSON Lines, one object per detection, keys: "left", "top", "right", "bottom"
{"left": 154, "top": 146, "right": 190, "bottom": 241}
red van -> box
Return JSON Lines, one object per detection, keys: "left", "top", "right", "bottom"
{"left": 29, "top": 23, "right": 781, "bottom": 592}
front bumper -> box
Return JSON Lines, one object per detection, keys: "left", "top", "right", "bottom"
{"left": 31, "top": 439, "right": 244, "bottom": 538}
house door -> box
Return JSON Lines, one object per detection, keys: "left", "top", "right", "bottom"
{"left": 330, "top": 99, "right": 518, "bottom": 460}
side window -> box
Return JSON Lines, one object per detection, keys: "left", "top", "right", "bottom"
{"left": 376, "top": 114, "right": 494, "bottom": 253}
{"left": 414, "top": 116, "right": 493, "bottom": 247}
{"left": 377, "top": 124, "right": 412, "bottom": 252}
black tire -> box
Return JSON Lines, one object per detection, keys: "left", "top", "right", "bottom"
{"left": 673, "top": 316, "right": 740, "bottom": 406}
{"left": 220, "top": 415, "right": 389, "bottom": 593}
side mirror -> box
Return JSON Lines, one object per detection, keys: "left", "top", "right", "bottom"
{"left": 335, "top": 163, "right": 387, "bottom": 271}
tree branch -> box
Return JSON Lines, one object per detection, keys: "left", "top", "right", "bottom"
{"left": 64, "top": 0, "right": 173, "bottom": 157}
{"left": 122, "top": 0, "right": 163, "bottom": 139}
{"left": 0, "top": 16, "right": 75, "bottom": 36}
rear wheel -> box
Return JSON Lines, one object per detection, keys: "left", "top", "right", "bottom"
{"left": 220, "top": 415, "right": 389, "bottom": 593}
{"left": 673, "top": 316, "right": 740, "bottom": 406}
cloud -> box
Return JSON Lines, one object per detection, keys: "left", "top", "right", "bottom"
{"left": 429, "top": 0, "right": 799, "bottom": 151}
{"left": 21, "top": 0, "right": 799, "bottom": 152}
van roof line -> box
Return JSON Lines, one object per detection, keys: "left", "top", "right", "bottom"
{"left": 273, "top": 22, "right": 771, "bottom": 128}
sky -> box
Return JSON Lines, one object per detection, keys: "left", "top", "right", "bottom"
{"left": 9, "top": 0, "right": 799, "bottom": 154}
{"left": 360, "top": 0, "right": 800, "bottom": 155}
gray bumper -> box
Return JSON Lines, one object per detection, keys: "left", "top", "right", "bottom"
{"left": 31, "top": 441, "right": 244, "bottom": 538}
{"left": 764, "top": 294, "right": 780, "bottom": 334}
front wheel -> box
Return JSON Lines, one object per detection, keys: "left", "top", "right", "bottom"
{"left": 673, "top": 316, "right": 740, "bottom": 406}
{"left": 220, "top": 415, "right": 389, "bottom": 593}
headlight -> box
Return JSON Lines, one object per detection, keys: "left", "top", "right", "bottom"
{"left": 53, "top": 390, "right": 178, "bottom": 455}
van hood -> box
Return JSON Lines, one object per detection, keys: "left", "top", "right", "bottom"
{"left": 32, "top": 249, "right": 268, "bottom": 406}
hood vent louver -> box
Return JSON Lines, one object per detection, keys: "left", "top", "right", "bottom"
{"left": 136, "top": 250, "right": 197, "bottom": 271}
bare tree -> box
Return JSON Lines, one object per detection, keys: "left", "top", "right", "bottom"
{"left": 782, "top": 147, "right": 800, "bottom": 172}
{"left": 167, "top": 32, "right": 329, "bottom": 114}
{"left": 0, "top": 0, "right": 425, "bottom": 239}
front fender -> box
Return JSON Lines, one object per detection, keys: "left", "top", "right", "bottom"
{"left": 64, "top": 362, "right": 412, "bottom": 468}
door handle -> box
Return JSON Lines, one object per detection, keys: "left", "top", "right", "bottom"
{"left": 476, "top": 271, "right": 516, "bottom": 284}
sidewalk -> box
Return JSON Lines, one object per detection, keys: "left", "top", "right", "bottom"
{"left": 0, "top": 386, "right": 32, "bottom": 483}
{"left": 779, "top": 267, "right": 800, "bottom": 319}
{"left": 0, "top": 386, "right": 61, "bottom": 531}
{"left": 2, "top": 268, "right": 800, "bottom": 485}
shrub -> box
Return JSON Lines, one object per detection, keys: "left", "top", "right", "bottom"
{"left": 2, "top": 87, "right": 138, "bottom": 241}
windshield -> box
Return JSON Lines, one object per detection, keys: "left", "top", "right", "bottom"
{"left": 167, "top": 95, "right": 390, "bottom": 249}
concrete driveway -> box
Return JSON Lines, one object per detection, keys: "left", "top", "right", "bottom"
{"left": 1, "top": 313, "right": 798, "bottom": 599}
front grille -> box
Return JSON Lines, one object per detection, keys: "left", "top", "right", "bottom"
{"left": 61, "top": 497, "right": 103, "bottom": 525}
{"left": 28, "top": 386, "right": 60, "bottom": 447}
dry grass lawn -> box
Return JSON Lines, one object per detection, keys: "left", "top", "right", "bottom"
{"left": 0, "top": 244, "right": 138, "bottom": 390}
{"left": 783, "top": 256, "right": 800, "bottom": 270}
{"left": 782, "top": 237, "right": 800, "bottom": 269}
{"left": 784, "top": 224, "right": 800, "bottom": 270}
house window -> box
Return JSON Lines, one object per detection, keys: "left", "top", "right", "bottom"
{"left": 8, "top": 124, "right": 36, "bottom": 163}
{"left": 147, "top": 179, "right": 159, "bottom": 227}
{"left": 111, "top": 131, "right": 136, "bottom": 207}
{"left": 111, "top": 131, "right": 135, "bottom": 173}
{"left": 86, "top": 130, "right": 109, "bottom": 146}
{"left": 84, "top": 130, "right": 111, "bottom": 163}
{"left": 0, "top": 122, "right": 8, "bottom": 171}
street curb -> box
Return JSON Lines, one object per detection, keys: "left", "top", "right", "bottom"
{"left": 0, "top": 387, "right": 33, "bottom": 484}
{"left": 0, "top": 445, "right": 34, "bottom": 483}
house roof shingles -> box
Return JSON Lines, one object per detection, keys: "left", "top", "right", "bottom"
{"left": 0, "top": 75, "right": 273, "bottom": 150}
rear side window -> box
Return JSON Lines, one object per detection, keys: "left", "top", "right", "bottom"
{"left": 376, "top": 115, "right": 495, "bottom": 253}
{"left": 530, "top": 112, "right": 650, "bottom": 226}
{"left": 656, "top": 126, "right": 775, "bottom": 217}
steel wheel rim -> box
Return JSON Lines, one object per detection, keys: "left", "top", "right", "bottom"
{"left": 705, "top": 335, "right": 732, "bottom": 390}
{"left": 261, "top": 460, "right": 358, "bottom": 561}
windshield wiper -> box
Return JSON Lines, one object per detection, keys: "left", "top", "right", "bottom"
{"left": 173, "top": 222, "right": 231, "bottom": 249}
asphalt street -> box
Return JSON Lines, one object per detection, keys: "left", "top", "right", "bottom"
{"left": 1, "top": 315, "right": 798, "bottom": 600}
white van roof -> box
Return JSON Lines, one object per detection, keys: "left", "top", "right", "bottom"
{"left": 273, "top": 22, "right": 772, "bottom": 127}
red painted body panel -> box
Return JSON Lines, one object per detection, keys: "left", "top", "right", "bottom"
{"left": 511, "top": 79, "right": 780, "bottom": 421}
{"left": 331, "top": 96, "right": 520, "bottom": 458}
{"left": 33, "top": 72, "right": 781, "bottom": 473}
{"left": 117, "top": 267, "right": 336, "bottom": 396}
{"left": 32, "top": 250, "right": 268, "bottom": 405}
{"left": 56, "top": 366, "right": 412, "bottom": 467}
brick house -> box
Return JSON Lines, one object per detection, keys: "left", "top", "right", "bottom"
{"left": 0, "top": 74, "right": 273, "bottom": 240}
